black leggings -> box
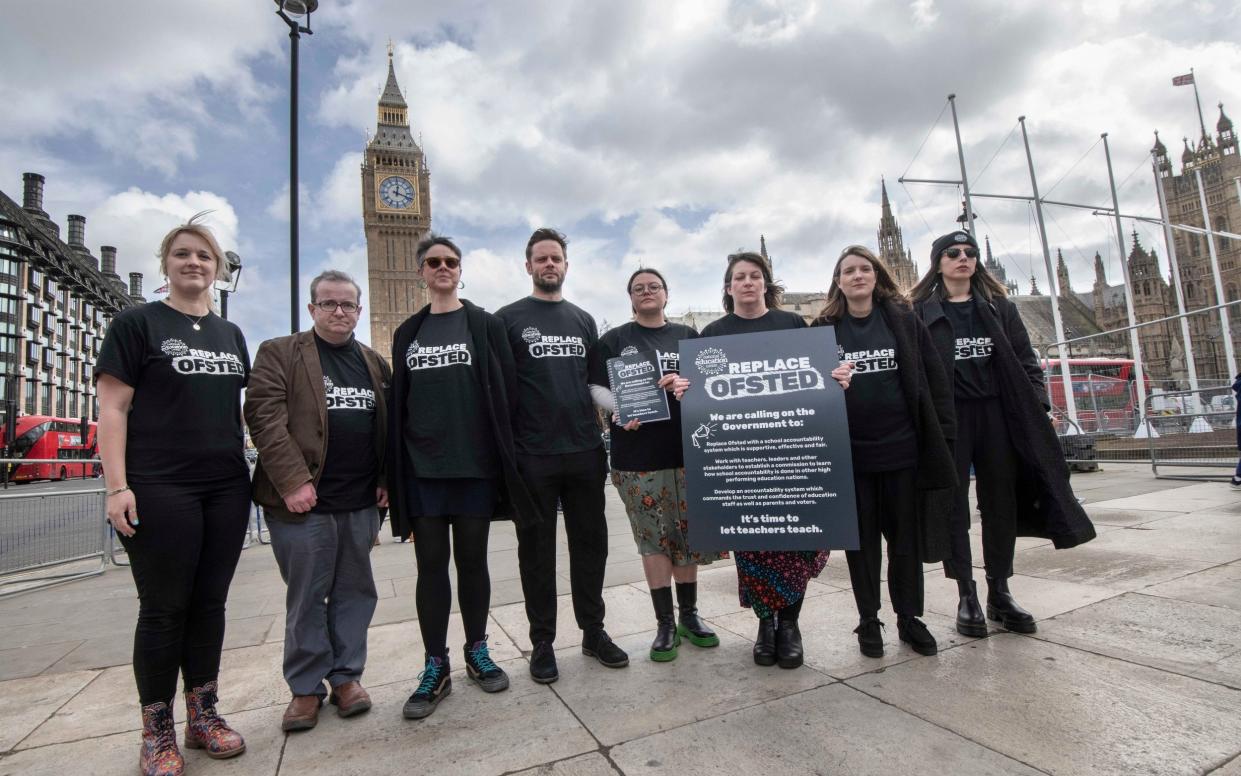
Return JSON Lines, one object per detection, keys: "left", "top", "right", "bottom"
{"left": 412, "top": 516, "right": 492, "bottom": 659}
{"left": 120, "top": 476, "right": 251, "bottom": 706}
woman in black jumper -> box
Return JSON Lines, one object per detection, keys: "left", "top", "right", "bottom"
{"left": 388, "top": 234, "right": 538, "bottom": 720}
{"left": 812, "top": 246, "right": 956, "bottom": 657}
{"left": 910, "top": 231, "right": 1095, "bottom": 637}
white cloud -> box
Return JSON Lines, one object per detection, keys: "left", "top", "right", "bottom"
{"left": 0, "top": 0, "right": 278, "bottom": 176}
{"left": 88, "top": 188, "right": 241, "bottom": 282}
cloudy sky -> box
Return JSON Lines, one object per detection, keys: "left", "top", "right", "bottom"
{"left": 2, "top": 0, "right": 1238, "bottom": 351}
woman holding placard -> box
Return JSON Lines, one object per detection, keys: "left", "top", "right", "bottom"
{"left": 812, "top": 245, "right": 956, "bottom": 658}
{"left": 588, "top": 268, "right": 727, "bottom": 662}
{"left": 676, "top": 251, "right": 851, "bottom": 669}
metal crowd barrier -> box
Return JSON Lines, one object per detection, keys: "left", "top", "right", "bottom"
{"left": 1142, "top": 387, "right": 1239, "bottom": 481}
{"left": 0, "top": 458, "right": 108, "bottom": 597}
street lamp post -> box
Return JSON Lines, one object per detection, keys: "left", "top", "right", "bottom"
{"left": 218, "top": 251, "right": 243, "bottom": 320}
{"left": 274, "top": 0, "right": 317, "bottom": 334}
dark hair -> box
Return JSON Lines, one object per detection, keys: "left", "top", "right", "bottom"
{"left": 309, "top": 269, "right": 362, "bottom": 303}
{"left": 909, "top": 240, "right": 1008, "bottom": 302}
{"left": 721, "top": 252, "right": 783, "bottom": 313}
{"left": 525, "top": 227, "right": 568, "bottom": 261}
{"left": 627, "top": 267, "right": 669, "bottom": 315}
{"left": 814, "top": 245, "right": 909, "bottom": 324}
{"left": 415, "top": 233, "right": 462, "bottom": 267}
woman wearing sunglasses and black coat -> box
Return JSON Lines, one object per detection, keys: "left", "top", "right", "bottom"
{"left": 387, "top": 234, "right": 539, "bottom": 721}
{"left": 910, "top": 231, "right": 1095, "bottom": 639}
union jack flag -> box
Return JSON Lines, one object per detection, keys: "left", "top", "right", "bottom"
{"left": 1172, "top": 73, "right": 1194, "bottom": 86}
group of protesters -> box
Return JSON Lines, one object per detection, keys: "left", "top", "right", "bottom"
{"left": 98, "top": 218, "right": 1094, "bottom": 775}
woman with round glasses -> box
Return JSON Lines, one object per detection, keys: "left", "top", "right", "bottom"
{"left": 387, "top": 234, "right": 537, "bottom": 720}
{"left": 811, "top": 246, "right": 956, "bottom": 659}
{"left": 587, "top": 268, "right": 726, "bottom": 662}
{"left": 910, "top": 231, "right": 1094, "bottom": 639}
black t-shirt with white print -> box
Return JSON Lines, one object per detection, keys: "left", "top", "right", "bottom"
{"left": 315, "top": 334, "right": 378, "bottom": 512}
{"left": 494, "top": 296, "right": 602, "bottom": 455}
{"left": 944, "top": 300, "right": 997, "bottom": 399}
{"left": 834, "top": 309, "right": 916, "bottom": 472}
{"left": 403, "top": 306, "right": 498, "bottom": 478}
{"left": 588, "top": 321, "right": 698, "bottom": 472}
{"left": 95, "top": 301, "right": 249, "bottom": 484}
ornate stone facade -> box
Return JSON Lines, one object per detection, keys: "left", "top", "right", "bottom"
{"left": 362, "top": 48, "right": 432, "bottom": 362}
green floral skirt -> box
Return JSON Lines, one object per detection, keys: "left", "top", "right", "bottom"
{"left": 610, "top": 467, "right": 729, "bottom": 567}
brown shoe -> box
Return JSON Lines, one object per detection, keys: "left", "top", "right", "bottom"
{"left": 281, "top": 695, "right": 322, "bottom": 732}
{"left": 328, "top": 681, "right": 373, "bottom": 718}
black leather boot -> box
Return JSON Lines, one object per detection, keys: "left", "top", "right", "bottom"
{"left": 986, "top": 576, "right": 1037, "bottom": 633}
{"left": 675, "top": 582, "right": 719, "bottom": 648}
{"left": 649, "top": 587, "right": 680, "bottom": 662}
{"left": 753, "top": 616, "right": 777, "bottom": 666}
{"left": 955, "top": 579, "right": 988, "bottom": 637}
{"left": 775, "top": 612, "right": 804, "bottom": 669}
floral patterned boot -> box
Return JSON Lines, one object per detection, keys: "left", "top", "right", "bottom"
{"left": 140, "top": 701, "right": 184, "bottom": 776}
{"left": 182, "top": 681, "right": 246, "bottom": 759}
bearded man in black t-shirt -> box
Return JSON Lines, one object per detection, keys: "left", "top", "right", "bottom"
{"left": 245, "top": 270, "right": 392, "bottom": 732}
{"left": 495, "top": 228, "right": 629, "bottom": 683}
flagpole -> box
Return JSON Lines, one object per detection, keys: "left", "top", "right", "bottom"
{"left": 1190, "top": 68, "right": 1208, "bottom": 143}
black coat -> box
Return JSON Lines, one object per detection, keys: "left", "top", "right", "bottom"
{"left": 917, "top": 294, "right": 1096, "bottom": 550}
{"left": 387, "top": 299, "right": 539, "bottom": 536}
{"left": 815, "top": 299, "right": 958, "bottom": 562}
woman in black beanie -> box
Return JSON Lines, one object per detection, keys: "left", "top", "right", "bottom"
{"left": 910, "top": 231, "right": 1095, "bottom": 637}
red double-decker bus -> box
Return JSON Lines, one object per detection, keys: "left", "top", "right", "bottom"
{"left": 1040, "top": 358, "right": 1148, "bottom": 432}
{"left": 1, "top": 415, "right": 99, "bottom": 482}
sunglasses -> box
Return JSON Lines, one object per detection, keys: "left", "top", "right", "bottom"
{"left": 424, "top": 256, "right": 460, "bottom": 269}
{"left": 944, "top": 247, "right": 979, "bottom": 259}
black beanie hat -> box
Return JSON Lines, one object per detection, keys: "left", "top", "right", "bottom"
{"left": 929, "top": 230, "right": 979, "bottom": 265}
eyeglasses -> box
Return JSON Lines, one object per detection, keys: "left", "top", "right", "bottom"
{"left": 943, "top": 247, "right": 979, "bottom": 259}
{"left": 630, "top": 283, "right": 664, "bottom": 295}
{"left": 424, "top": 256, "right": 460, "bottom": 270}
{"left": 314, "top": 300, "right": 360, "bottom": 313}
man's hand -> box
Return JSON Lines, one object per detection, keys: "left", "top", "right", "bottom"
{"left": 284, "top": 481, "right": 318, "bottom": 514}
{"left": 376, "top": 486, "right": 389, "bottom": 509}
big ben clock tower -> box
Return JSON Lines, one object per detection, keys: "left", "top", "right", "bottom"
{"left": 362, "top": 45, "right": 432, "bottom": 361}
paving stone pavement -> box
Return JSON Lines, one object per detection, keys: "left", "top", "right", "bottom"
{"left": 1, "top": 464, "right": 1239, "bottom": 775}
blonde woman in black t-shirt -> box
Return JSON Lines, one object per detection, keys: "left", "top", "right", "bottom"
{"left": 812, "top": 246, "right": 956, "bottom": 659}
{"left": 97, "top": 215, "right": 251, "bottom": 776}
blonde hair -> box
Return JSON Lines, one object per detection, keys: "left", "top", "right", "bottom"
{"left": 156, "top": 211, "right": 228, "bottom": 307}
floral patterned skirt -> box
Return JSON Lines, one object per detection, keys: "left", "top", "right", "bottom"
{"left": 611, "top": 467, "right": 729, "bottom": 567}
{"left": 736, "top": 550, "right": 829, "bottom": 619}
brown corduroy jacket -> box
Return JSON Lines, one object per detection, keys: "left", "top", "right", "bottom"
{"left": 244, "top": 329, "right": 391, "bottom": 522}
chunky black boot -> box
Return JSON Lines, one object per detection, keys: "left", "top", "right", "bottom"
{"left": 986, "top": 576, "right": 1037, "bottom": 633}
{"left": 649, "top": 587, "right": 680, "bottom": 662}
{"left": 753, "top": 616, "right": 777, "bottom": 666}
{"left": 955, "top": 579, "right": 988, "bottom": 637}
{"left": 675, "top": 581, "right": 719, "bottom": 648}
{"left": 775, "top": 612, "right": 804, "bottom": 669}
{"left": 854, "top": 616, "right": 885, "bottom": 658}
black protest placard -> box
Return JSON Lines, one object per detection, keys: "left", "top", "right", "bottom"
{"left": 606, "top": 350, "right": 671, "bottom": 425}
{"left": 680, "top": 327, "right": 858, "bottom": 552}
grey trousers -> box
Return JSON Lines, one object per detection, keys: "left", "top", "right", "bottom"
{"left": 269, "top": 507, "right": 380, "bottom": 697}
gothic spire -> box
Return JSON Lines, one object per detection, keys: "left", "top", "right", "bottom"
{"left": 380, "top": 44, "right": 407, "bottom": 108}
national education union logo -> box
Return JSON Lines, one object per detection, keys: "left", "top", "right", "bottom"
{"left": 694, "top": 346, "right": 728, "bottom": 376}
{"left": 323, "top": 375, "right": 335, "bottom": 392}
{"left": 160, "top": 339, "right": 189, "bottom": 357}
{"left": 521, "top": 327, "right": 542, "bottom": 345}
{"left": 620, "top": 345, "right": 640, "bottom": 357}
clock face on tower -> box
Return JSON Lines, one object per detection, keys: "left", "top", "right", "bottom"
{"left": 379, "top": 175, "right": 415, "bottom": 209}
